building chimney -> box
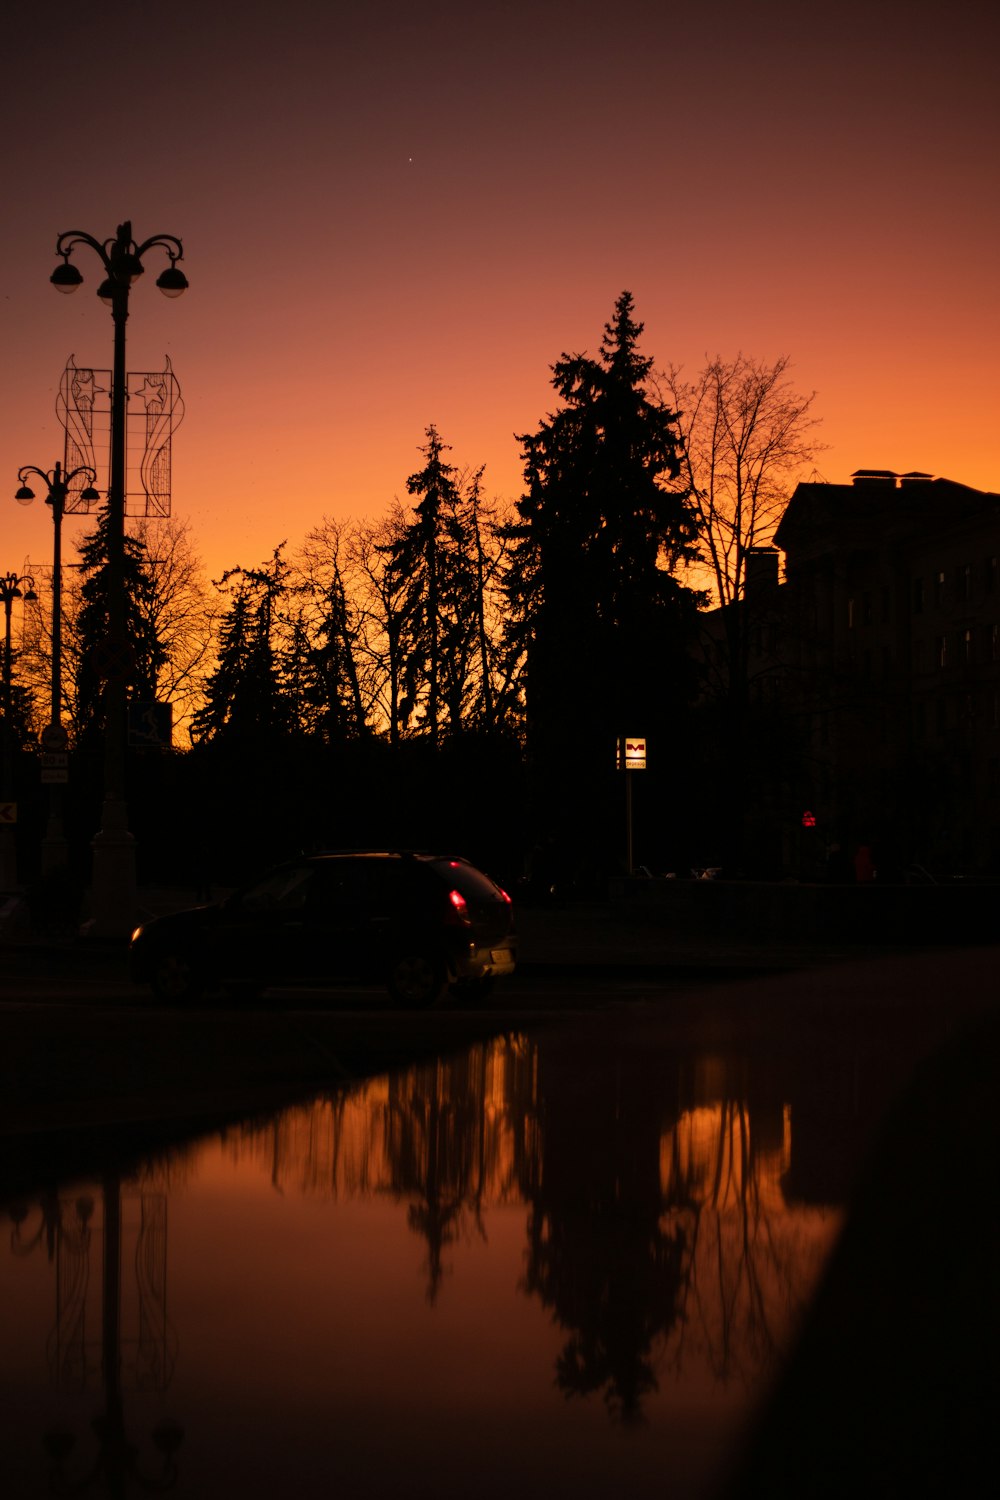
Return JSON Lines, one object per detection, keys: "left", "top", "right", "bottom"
{"left": 898, "top": 471, "right": 934, "bottom": 486}
{"left": 851, "top": 469, "right": 898, "bottom": 487}
{"left": 745, "top": 546, "right": 780, "bottom": 595}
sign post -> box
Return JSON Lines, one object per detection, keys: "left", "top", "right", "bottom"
{"left": 617, "top": 737, "right": 646, "bottom": 874}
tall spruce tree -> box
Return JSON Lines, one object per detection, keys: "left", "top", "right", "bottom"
{"left": 72, "top": 506, "right": 167, "bottom": 745}
{"left": 388, "top": 426, "right": 467, "bottom": 745}
{"left": 505, "top": 292, "right": 702, "bottom": 864}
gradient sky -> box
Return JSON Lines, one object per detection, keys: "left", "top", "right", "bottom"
{"left": 2, "top": 0, "right": 998, "bottom": 583}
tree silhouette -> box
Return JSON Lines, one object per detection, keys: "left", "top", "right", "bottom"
{"left": 191, "top": 546, "right": 297, "bottom": 746}
{"left": 71, "top": 505, "right": 167, "bottom": 745}
{"left": 504, "top": 291, "right": 702, "bottom": 862}
{"left": 292, "top": 519, "right": 369, "bottom": 742}
{"left": 387, "top": 425, "right": 464, "bottom": 746}
{"left": 128, "top": 517, "right": 216, "bottom": 750}
{"left": 660, "top": 355, "right": 823, "bottom": 872}
{"left": 519, "top": 1040, "right": 689, "bottom": 1423}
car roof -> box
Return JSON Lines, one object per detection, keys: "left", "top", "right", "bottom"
{"left": 307, "top": 849, "right": 472, "bottom": 864}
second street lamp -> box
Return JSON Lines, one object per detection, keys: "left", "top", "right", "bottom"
{"left": 15, "top": 461, "right": 100, "bottom": 870}
{"left": 1, "top": 571, "right": 39, "bottom": 890}
{"left": 51, "top": 221, "right": 187, "bottom": 939}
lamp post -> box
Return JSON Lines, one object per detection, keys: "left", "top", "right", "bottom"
{"left": 1, "top": 571, "right": 39, "bottom": 890}
{"left": 50, "top": 222, "right": 187, "bottom": 939}
{"left": 15, "top": 462, "right": 100, "bottom": 870}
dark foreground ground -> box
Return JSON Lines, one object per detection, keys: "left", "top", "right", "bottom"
{"left": 2, "top": 891, "right": 998, "bottom": 1496}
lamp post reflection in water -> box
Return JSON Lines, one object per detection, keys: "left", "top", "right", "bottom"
{"left": 28, "top": 1173, "right": 184, "bottom": 1494}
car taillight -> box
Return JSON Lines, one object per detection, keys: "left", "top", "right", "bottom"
{"left": 497, "top": 885, "right": 512, "bottom": 904}
{"left": 447, "top": 888, "right": 471, "bottom": 924}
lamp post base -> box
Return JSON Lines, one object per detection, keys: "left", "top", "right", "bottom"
{"left": 42, "top": 786, "right": 69, "bottom": 874}
{"left": 90, "top": 796, "right": 137, "bottom": 942}
{"left": 0, "top": 823, "right": 18, "bottom": 893}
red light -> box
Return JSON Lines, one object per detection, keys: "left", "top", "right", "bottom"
{"left": 498, "top": 886, "right": 512, "bottom": 904}
{"left": 448, "top": 889, "right": 470, "bottom": 923}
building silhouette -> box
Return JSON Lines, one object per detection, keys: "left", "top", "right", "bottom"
{"left": 701, "top": 470, "right": 1000, "bottom": 878}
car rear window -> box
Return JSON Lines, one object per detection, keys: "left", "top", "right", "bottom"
{"left": 426, "top": 859, "right": 505, "bottom": 902}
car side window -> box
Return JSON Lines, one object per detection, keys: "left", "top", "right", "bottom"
{"left": 307, "top": 860, "right": 405, "bottom": 914}
{"left": 305, "top": 864, "right": 361, "bottom": 912}
{"left": 357, "top": 862, "right": 406, "bottom": 908}
{"left": 240, "top": 865, "right": 315, "bottom": 913}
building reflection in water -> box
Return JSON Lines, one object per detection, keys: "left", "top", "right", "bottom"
{"left": 3, "top": 1027, "right": 844, "bottom": 1494}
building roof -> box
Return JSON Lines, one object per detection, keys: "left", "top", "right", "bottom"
{"left": 774, "top": 472, "right": 1000, "bottom": 563}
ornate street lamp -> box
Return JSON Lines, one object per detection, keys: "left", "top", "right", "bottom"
{"left": 50, "top": 222, "right": 187, "bottom": 938}
{"left": 15, "top": 462, "right": 100, "bottom": 870}
{"left": 1, "top": 571, "right": 39, "bottom": 889}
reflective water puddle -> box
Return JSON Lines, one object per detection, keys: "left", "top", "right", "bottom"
{"left": 2, "top": 1024, "right": 845, "bottom": 1498}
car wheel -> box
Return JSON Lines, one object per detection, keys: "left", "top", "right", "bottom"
{"left": 387, "top": 953, "right": 447, "bottom": 1007}
{"left": 150, "top": 951, "right": 203, "bottom": 1006}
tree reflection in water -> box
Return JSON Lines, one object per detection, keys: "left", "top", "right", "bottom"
{"left": 520, "top": 1038, "right": 686, "bottom": 1423}
{"left": 247, "top": 1030, "right": 829, "bottom": 1424}
{"left": 7, "top": 1026, "right": 834, "bottom": 1469}
{"left": 662, "top": 1092, "right": 798, "bottom": 1386}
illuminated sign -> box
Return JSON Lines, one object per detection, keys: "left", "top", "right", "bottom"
{"left": 617, "top": 737, "right": 646, "bottom": 770}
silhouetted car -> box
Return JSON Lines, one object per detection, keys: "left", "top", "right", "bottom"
{"left": 130, "top": 850, "right": 516, "bottom": 1006}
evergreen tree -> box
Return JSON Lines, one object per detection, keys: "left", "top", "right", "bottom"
{"left": 383, "top": 429, "right": 518, "bottom": 744}
{"left": 504, "top": 292, "right": 702, "bottom": 862}
{"left": 290, "top": 581, "right": 368, "bottom": 744}
{"left": 71, "top": 505, "right": 167, "bottom": 744}
{"left": 307, "top": 567, "right": 368, "bottom": 740}
{"left": 192, "top": 546, "right": 296, "bottom": 745}
{"left": 387, "top": 426, "right": 468, "bottom": 745}
{"left": 1, "top": 664, "right": 37, "bottom": 750}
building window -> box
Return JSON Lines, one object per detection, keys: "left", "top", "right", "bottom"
{"left": 912, "top": 577, "right": 924, "bottom": 614}
{"left": 934, "top": 570, "right": 946, "bottom": 608}
{"left": 993, "top": 623, "right": 999, "bottom": 662}
{"left": 987, "top": 557, "right": 998, "bottom": 595}
{"left": 847, "top": 596, "right": 855, "bottom": 629}
{"left": 862, "top": 591, "right": 873, "bottom": 626}
{"left": 938, "top": 633, "right": 948, "bottom": 669}
{"left": 962, "top": 628, "right": 973, "bottom": 664}
{"left": 936, "top": 696, "right": 947, "bottom": 736}
{"left": 958, "top": 563, "right": 972, "bottom": 602}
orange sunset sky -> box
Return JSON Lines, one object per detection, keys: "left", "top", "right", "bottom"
{"left": 2, "top": 0, "right": 998, "bottom": 585}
